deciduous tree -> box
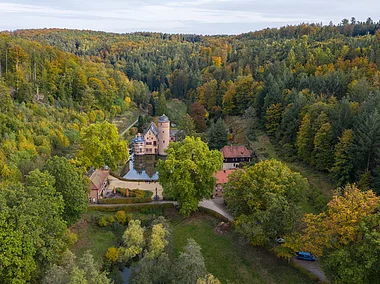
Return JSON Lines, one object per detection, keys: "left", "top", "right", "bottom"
{"left": 158, "top": 136, "right": 223, "bottom": 216}
{"left": 224, "top": 159, "right": 308, "bottom": 245}
{"left": 44, "top": 156, "right": 88, "bottom": 226}
{"left": 77, "top": 121, "right": 129, "bottom": 170}
{"left": 302, "top": 184, "right": 380, "bottom": 257}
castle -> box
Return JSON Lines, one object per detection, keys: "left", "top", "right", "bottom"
{"left": 133, "top": 114, "right": 177, "bottom": 156}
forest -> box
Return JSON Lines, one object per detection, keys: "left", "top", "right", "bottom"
{"left": 1, "top": 17, "right": 380, "bottom": 283}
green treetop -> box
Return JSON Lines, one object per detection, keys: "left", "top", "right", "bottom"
{"left": 44, "top": 156, "right": 89, "bottom": 226}
{"left": 77, "top": 121, "right": 129, "bottom": 170}
{"left": 158, "top": 136, "right": 223, "bottom": 216}
{"left": 224, "top": 159, "right": 308, "bottom": 245}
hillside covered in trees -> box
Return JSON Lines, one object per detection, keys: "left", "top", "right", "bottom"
{"left": 9, "top": 18, "right": 380, "bottom": 191}
{"left": 2, "top": 18, "right": 380, "bottom": 282}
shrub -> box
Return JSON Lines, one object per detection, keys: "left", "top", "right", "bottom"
{"left": 66, "top": 231, "right": 78, "bottom": 245}
{"left": 105, "top": 247, "right": 119, "bottom": 263}
{"left": 98, "top": 216, "right": 108, "bottom": 227}
{"left": 107, "top": 215, "right": 115, "bottom": 224}
{"left": 115, "top": 210, "right": 127, "bottom": 224}
{"left": 115, "top": 188, "right": 153, "bottom": 199}
{"left": 116, "top": 187, "right": 129, "bottom": 196}
{"left": 126, "top": 214, "right": 133, "bottom": 223}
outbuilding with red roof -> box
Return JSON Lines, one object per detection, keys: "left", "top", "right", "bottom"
{"left": 221, "top": 145, "right": 251, "bottom": 163}
{"left": 89, "top": 169, "right": 109, "bottom": 203}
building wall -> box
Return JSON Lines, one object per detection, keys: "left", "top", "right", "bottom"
{"left": 134, "top": 141, "right": 145, "bottom": 155}
{"left": 144, "top": 130, "right": 158, "bottom": 155}
{"left": 158, "top": 121, "right": 170, "bottom": 156}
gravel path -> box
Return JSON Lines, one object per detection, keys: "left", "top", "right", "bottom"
{"left": 108, "top": 175, "right": 163, "bottom": 197}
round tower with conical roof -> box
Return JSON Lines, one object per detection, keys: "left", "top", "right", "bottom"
{"left": 158, "top": 114, "right": 170, "bottom": 156}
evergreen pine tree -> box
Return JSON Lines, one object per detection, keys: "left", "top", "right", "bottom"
{"left": 330, "top": 129, "right": 354, "bottom": 187}
{"left": 207, "top": 118, "right": 228, "bottom": 150}
{"left": 296, "top": 114, "right": 314, "bottom": 164}
{"left": 313, "top": 122, "right": 334, "bottom": 171}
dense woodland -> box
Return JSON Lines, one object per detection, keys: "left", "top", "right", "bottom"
{"left": 1, "top": 18, "right": 380, "bottom": 283}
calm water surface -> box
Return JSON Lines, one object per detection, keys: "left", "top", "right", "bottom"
{"left": 120, "top": 154, "right": 164, "bottom": 181}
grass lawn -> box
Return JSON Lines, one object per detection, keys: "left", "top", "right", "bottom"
{"left": 170, "top": 210, "right": 314, "bottom": 284}
{"left": 166, "top": 99, "right": 187, "bottom": 125}
{"left": 70, "top": 208, "right": 313, "bottom": 283}
{"left": 70, "top": 210, "right": 164, "bottom": 265}
{"left": 70, "top": 213, "right": 120, "bottom": 265}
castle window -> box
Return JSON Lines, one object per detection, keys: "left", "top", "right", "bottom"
{"left": 163, "top": 141, "right": 165, "bottom": 143}
{"left": 162, "top": 131, "right": 164, "bottom": 133}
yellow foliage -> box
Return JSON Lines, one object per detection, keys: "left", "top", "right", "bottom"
{"left": 115, "top": 210, "right": 127, "bottom": 224}
{"left": 106, "top": 247, "right": 119, "bottom": 263}
{"left": 1, "top": 164, "right": 12, "bottom": 177}
{"left": 212, "top": 56, "right": 222, "bottom": 67}
{"left": 88, "top": 111, "right": 97, "bottom": 122}
{"left": 302, "top": 184, "right": 380, "bottom": 256}
{"left": 124, "top": 96, "right": 131, "bottom": 108}
{"left": 18, "top": 133, "right": 37, "bottom": 155}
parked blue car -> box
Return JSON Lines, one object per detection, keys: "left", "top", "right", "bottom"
{"left": 296, "top": 251, "right": 316, "bottom": 261}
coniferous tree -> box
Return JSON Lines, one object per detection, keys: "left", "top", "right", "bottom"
{"left": 265, "top": 103, "right": 283, "bottom": 136}
{"left": 207, "top": 118, "right": 228, "bottom": 150}
{"left": 313, "top": 122, "right": 334, "bottom": 171}
{"left": 296, "top": 114, "right": 314, "bottom": 164}
{"left": 330, "top": 129, "right": 354, "bottom": 187}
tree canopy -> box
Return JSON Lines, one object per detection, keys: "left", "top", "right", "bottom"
{"left": 77, "top": 121, "right": 129, "bottom": 170}
{"left": 224, "top": 159, "right": 308, "bottom": 245}
{"left": 158, "top": 136, "right": 223, "bottom": 216}
{"left": 44, "top": 156, "right": 88, "bottom": 226}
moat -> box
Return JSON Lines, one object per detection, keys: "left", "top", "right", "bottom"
{"left": 119, "top": 154, "right": 164, "bottom": 181}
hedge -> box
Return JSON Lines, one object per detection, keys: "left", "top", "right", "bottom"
{"left": 98, "top": 197, "right": 152, "bottom": 204}
{"left": 88, "top": 203, "right": 174, "bottom": 212}
{"left": 116, "top": 188, "right": 153, "bottom": 199}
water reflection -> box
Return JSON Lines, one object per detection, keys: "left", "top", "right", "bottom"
{"left": 120, "top": 154, "right": 163, "bottom": 181}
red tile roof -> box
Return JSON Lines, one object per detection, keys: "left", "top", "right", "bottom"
{"left": 214, "top": 169, "right": 236, "bottom": 184}
{"left": 89, "top": 169, "right": 109, "bottom": 191}
{"left": 221, "top": 145, "right": 251, "bottom": 159}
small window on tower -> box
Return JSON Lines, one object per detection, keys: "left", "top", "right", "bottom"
{"left": 163, "top": 141, "right": 165, "bottom": 143}
{"left": 162, "top": 131, "right": 164, "bottom": 133}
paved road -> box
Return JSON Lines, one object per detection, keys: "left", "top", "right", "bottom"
{"left": 292, "top": 257, "right": 327, "bottom": 282}
{"left": 199, "top": 198, "right": 234, "bottom": 221}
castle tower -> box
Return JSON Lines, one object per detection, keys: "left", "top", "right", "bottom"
{"left": 133, "top": 133, "right": 145, "bottom": 155}
{"left": 158, "top": 114, "right": 170, "bottom": 156}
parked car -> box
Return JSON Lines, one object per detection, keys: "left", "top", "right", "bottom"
{"left": 296, "top": 251, "right": 316, "bottom": 261}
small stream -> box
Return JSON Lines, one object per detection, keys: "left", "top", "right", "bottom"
{"left": 120, "top": 267, "right": 131, "bottom": 283}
